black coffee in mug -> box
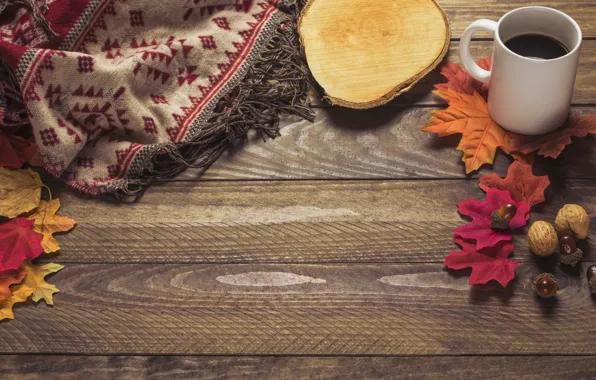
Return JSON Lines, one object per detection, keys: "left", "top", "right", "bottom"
{"left": 504, "top": 34, "right": 569, "bottom": 60}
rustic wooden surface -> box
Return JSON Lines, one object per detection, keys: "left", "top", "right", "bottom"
{"left": 5, "top": 0, "right": 596, "bottom": 377}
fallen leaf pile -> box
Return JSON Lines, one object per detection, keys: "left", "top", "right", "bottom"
{"left": 428, "top": 59, "right": 589, "bottom": 287}
{"left": 0, "top": 167, "right": 75, "bottom": 321}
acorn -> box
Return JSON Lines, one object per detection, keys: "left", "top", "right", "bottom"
{"left": 491, "top": 203, "right": 517, "bottom": 230}
{"left": 558, "top": 234, "right": 583, "bottom": 267}
{"left": 587, "top": 265, "right": 596, "bottom": 295}
{"left": 533, "top": 273, "right": 558, "bottom": 298}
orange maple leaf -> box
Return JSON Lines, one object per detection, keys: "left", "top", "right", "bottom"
{"left": 0, "top": 270, "right": 25, "bottom": 301}
{"left": 423, "top": 89, "right": 512, "bottom": 173}
{"left": 26, "top": 199, "right": 76, "bottom": 253}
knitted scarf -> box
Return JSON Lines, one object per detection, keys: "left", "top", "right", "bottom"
{"left": 0, "top": 0, "right": 313, "bottom": 196}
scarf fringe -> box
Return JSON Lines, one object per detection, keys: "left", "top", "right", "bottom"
{"left": 114, "top": 0, "right": 314, "bottom": 199}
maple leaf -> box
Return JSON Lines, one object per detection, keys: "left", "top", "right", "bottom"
{"left": 0, "top": 168, "right": 43, "bottom": 218}
{"left": 435, "top": 58, "right": 492, "bottom": 99}
{"left": 0, "top": 269, "right": 25, "bottom": 300}
{"left": 0, "top": 218, "right": 44, "bottom": 272}
{"left": 21, "top": 260, "right": 64, "bottom": 305}
{"left": 454, "top": 188, "right": 530, "bottom": 250}
{"left": 0, "top": 130, "right": 37, "bottom": 169}
{"left": 423, "top": 89, "right": 511, "bottom": 173}
{"left": 444, "top": 236, "right": 519, "bottom": 287}
{"left": 479, "top": 161, "right": 550, "bottom": 218}
{"left": 26, "top": 199, "right": 76, "bottom": 253}
{"left": 0, "top": 284, "right": 34, "bottom": 321}
{"left": 509, "top": 114, "right": 596, "bottom": 158}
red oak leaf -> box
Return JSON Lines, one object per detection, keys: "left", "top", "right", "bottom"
{"left": 0, "top": 269, "right": 25, "bottom": 300}
{"left": 454, "top": 188, "right": 530, "bottom": 250}
{"left": 0, "top": 218, "right": 43, "bottom": 272}
{"left": 435, "top": 58, "right": 491, "bottom": 99}
{"left": 444, "top": 236, "right": 519, "bottom": 287}
{"left": 479, "top": 161, "right": 550, "bottom": 218}
{"left": 509, "top": 114, "right": 596, "bottom": 158}
{"left": 0, "top": 130, "right": 37, "bottom": 169}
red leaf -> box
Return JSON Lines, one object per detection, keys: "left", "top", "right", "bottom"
{"left": 0, "top": 269, "right": 25, "bottom": 300}
{"left": 509, "top": 114, "right": 596, "bottom": 158}
{"left": 434, "top": 58, "right": 491, "bottom": 100}
{"left": 0, "top": 130, "right": 37, "bottom": 169}
{"left": 0, "top": 218, "right": 43, "bottom": 272}
{"left": 444, "top": 237, "right": 519, "bottom": 287}
{"left": 479, "top": 161, "right": 550, "bottom": 218}
{"left": 454, "top": 188, "right": 530, "bottom": 250}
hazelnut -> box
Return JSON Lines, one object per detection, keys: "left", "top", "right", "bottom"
{"left": 587, "top": 265, "right": 596, "bottom": 295}
{"left": 558, "top": 234, "right": 583, "bottom": 267}
{"left": 491, "top": 204, "right": 517, "bottom": 230}
{"left": 533, "top": 273, "right": 558, "bottom": 298}
{"left": 555, "top": 204, "right": 590, "bottom": 240}
{"left": 528, "top": 221, "right": 558, "bottom": 257}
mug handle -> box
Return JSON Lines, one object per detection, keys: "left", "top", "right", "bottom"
{"left": 460, "top": 20, "right": 498, "bottom": 84}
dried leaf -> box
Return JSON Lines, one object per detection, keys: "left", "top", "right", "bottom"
{"left": 0, "top": 168, "right": 43, "bottom": 218}
{"left": 0, "top": 218, "right": 44, "bottom": 272}
{"left": 423, "top": 90, "right": 511, "bottom": 173}
{"left": 21, "top": 260, "right": 64, "bottom": 305}
{"left": 0, "top": 131, "right": 37, "bottom": 169}
{"left": 509, "top": 114, "right": 596, "bottom": 158}
{"left": 27, "top": 199, "right": 76, "bottom": 253}
{"left": 435, "top": 58, "right": 491, "bottom": 99}
{"left": 444, "top": 236, "right": 519, "bottom": 287}
{"left": 0, "top": 284, "right": 34, "bottom": 321}
{"left": 479, "top": 161, "right": 550, "bottom": 217}
{"left": 0, "top": 270, "right": 25, "bottom": 300}
{"left": 454, "top": 188, "right": 530, "bottom": 250}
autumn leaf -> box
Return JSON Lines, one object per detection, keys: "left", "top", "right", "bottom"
{"left": 435, "top": 58, "right": 492, "bottom": 99}
{"left": 509, "top": 114, "right": 596, "bottom": 158}
{"left": 0, "top": 131, "right": 37, "bottom": 169}
{"left": 0, "top": 284, "right": 34, "bottom": 321}
{"left": 0, "top": 218, "right": 44, "bottom": 272}
{"left": 479, "top": 161, "right": 550, "bottom": 218}
{"left": 0, "top": 168, "right": 43, "bottom": 218}
{"left": 26, "top": 199, "right": 76, "bottom": 253}
{"left": 444, "top": 236, "right": 519, "bottom": 287}
{"left": 0, "top": 270, "right": 25, "bottom": 300}
{"left": 423, "top": 89, "right": 511, "bottom": 173}
{"left": 454, "top": 188, "right": 530, "bottom": 250}
{"left": 21, "top": 260, "right": 64, "bottom": 305}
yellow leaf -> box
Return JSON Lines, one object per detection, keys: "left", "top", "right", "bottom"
{"left": 423, "top": 90, "right": 511, "bottom": 173}
{"left": 0, "top": 168, "right": 43, "bottom": 218}
{"left": 0, "top": 284, "right": 34, "bottom": 321}
{"left": 21, "top": 260, "right": 64, "bottom": 305}
{"left": 26, "top": 199, "right": 76, "bottom": 253}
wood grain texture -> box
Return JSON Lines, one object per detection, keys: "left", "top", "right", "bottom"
{"left": 2, "top": 355, "right": 596, "bottom": 379}
{"left": 2, "top": 262, "right": 596, "bottom": 354}
{"left": 181, "top": 107, "right": 596, "bottom": 182}
{"left": 439, "top": 0, "right": 596, "bottom": 38}
{"left": 48, "top": 179, "right": 595, "bottom": 264}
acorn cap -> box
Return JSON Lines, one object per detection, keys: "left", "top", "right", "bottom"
{"left": 559, "top": 248, "right": 583, "bottom": 267}
{"left": 491, "top": 210, "right": 510, "bottom": 231}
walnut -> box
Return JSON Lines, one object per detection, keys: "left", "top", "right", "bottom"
{"left": 528, "top": 221, "right": 558, "bottom": 257}
{"left": 555, "top": 204, "right": 591, "bottom": 239}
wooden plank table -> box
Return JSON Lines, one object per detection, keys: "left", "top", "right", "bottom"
{"left": 3, "top": 0, "right": 596, "bottom": 378}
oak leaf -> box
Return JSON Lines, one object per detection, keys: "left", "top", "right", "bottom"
{"left": 0, "top": 131, "right": 37, "bottom": 169}
{"left": 0, "top": 168, "right": 43, "bottom": 218}
{"left": 444, "top": 236, "right": 519, "bottom": 287}
{"left": 435, "top": 58, "right": 491, "bottom": 99}
{"left": 0, "top": 218, "right": 44, "bottom": 272}
{"left": 27, "top": 199, "right": 76, "bottom": 253}
{"left": 479, "top": 161, "right": 550, "bottom": 218}
{"left": 423, "top": 89, "right": 511, "bottom": 173}
{"left": 21, "top": 260, "right": 64, "bottom": 305}
{"left": 0, "top": 270, "right": 25, "bottom": 300}
{"left": 0, "top": 284, "right": 34, "bottom": 321}
{"left": 509, "top": 115, "right": 596, "bottom": 158}
{"left": 454, "top": 188, "right": 530, "bottom": 250}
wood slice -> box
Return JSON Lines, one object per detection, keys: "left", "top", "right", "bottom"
{"left": 299, "top": 0, "right": 450, "bottom": 108}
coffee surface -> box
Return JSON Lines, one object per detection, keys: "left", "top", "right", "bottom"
{"left": 504, "top": 34, "right": 569, "bottom": 60}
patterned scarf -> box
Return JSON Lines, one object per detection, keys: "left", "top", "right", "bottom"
{"left": 0, "top": 0, "right": 313, "bottom": 196}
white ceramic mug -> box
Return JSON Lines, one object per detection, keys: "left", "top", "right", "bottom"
{"left": 459, "top": 6, "right": 582, "bottom": 135}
